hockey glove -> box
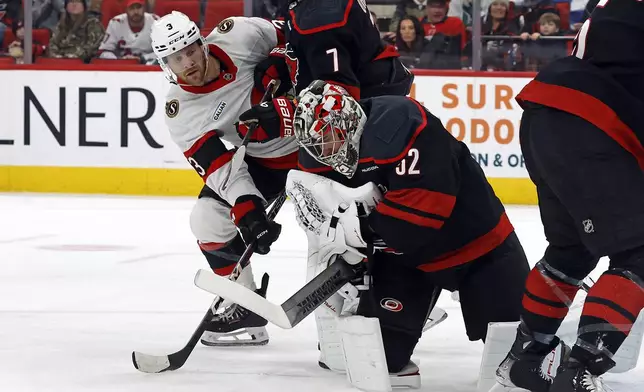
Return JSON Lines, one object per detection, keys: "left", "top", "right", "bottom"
{"left": 253, "top": 45, "right": 293, "bottom": 97}
{"left": 318, "top": 202, "right": 373, "bottom": 266}
{"left": 235, "top": 97, "right": 296, "bottom": 143}
{"left": 231, "top": 195, "right": 282, "bottom": 255}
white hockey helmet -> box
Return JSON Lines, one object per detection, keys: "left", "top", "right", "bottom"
{"left": 294, "top": 80, "right": 367, "bottom": 178}
{"left": 151, "top": 11, "right": 207, "bottom": 82}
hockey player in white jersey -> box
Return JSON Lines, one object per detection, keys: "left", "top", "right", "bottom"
{"left": 98, "top": 0, "right": 158, "bottom": 63}
{"left": 150, "top": 12, "right": 299, "bottom": 347}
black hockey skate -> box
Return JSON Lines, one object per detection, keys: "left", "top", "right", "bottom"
{"left": 550, "top": 356, "right": 615, "bottom": 392}
{"left": 495, "top": 323, "right": 570, "bottom": 392}
{"left": 200, "top": 274, "right": 270, "bottom": 347}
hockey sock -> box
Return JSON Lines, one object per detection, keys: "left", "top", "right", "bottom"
{"left": 199, "top": 235, "right": 246, "bottom": 275}
{"left": 520, "top": 260, "right": 581, "bottom": 342}
{"left": 571, "top": 269, "right": 644, "bottom": 368}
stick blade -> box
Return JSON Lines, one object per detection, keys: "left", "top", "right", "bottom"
{"left": 194, "top": 269, "right": 293, "bottom": 329}
{"left": 132, "top": 351, "right": 172, "bottom": 373}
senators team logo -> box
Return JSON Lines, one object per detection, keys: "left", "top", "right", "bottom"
{"left": 217, "top": 18, "right": 234, "bottom": 34}
{"left": 165, "top": 99, "right": 179, "bottom": 118}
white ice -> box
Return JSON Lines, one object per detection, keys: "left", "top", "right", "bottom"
{"left": 1, "top": 194, "right": 642, "bottom": 392}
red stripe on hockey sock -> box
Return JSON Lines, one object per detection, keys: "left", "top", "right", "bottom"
{"left": 589, "top": 274, "right": 644, "bottom": 318}
{"left": 213, "top": 264, "right": 236, "bottom": 276}
{"left": 582, "top": 302, "right": 634, "bottom": 334}
{"left": 525, "top": 267, "right": 580, "bottom": 304}
{"left": 198, "top": 241, "right": 227, "bottom": 252}
{"left": 522, "top": 294, "right": 570, "bottom": 319}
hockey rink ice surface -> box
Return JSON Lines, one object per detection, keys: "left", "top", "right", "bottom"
{"left": 1, "top": 193, "right": 642, "bottom": 392}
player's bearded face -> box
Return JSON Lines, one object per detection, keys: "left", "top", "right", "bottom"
{"left": 166, "top": 43, "right": 207, "bottom": 86}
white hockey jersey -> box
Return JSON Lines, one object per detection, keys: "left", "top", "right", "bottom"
{"left": 164, "top": 17, "right": 298, "bottom": 206}
{"left": 98, "top": 12, "right": 158, "bottom": 61}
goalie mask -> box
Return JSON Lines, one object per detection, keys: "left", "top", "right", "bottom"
{"left": 293, "top": 81, "right": 367, "bottom": 178}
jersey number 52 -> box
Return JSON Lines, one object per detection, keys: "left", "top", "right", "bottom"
{"left": 395, "top": 148, "right": 421, "bottom": 176}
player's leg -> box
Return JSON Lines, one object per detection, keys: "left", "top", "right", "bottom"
{"left": 457, "top": 231, "right": 530, "bottom": 342}
{"left": 190, "top": 185, "right": 269, "bottom": 346}
{"left": 519, "top": 105, "right": 644, "bottom": 391}
{"left": 493, "top": 106, "right": 599, "bottom": 392}
{"left": 356, "top": 252, "right": 437, "bottom": 373}
{"left": 532, "top": 111, "right": 644, "bottom": 390}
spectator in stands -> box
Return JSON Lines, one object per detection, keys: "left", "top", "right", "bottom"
{"left": 420, "top": 0, "right": 465, "bottom": 66}
{"left": 6, "top": 19, "right": 47, "bottom": 63}
{"left": 448, "top": 0, "right": 493, "bottom": 30}
{"left": 394, "top": 16, "right": 431, "bottom": 68}
{"left": 394, "top": 15, "right": 460, "bottom": 69}
{"left": 388, "top": 0, "right": 427, "bottom": 36}
{"left": 97, "top": 0, "right": 157, "bottom": 64}
{"left": 477, "top": 0, "right": 522, "bottom": 70}
{"left": 0, "top": 0, "right": 21, "bottom": 46}
{"left": 32, "top": 0, "right": 66, "bottom": 32}
{"left": 523, "top": 12, "right": 568, "bottom": 70}
{"left": 49, "top": 0, "right": 104, "bottom": 61}
{"left": 516, "top": 0, "right": 560, "bottom": 39}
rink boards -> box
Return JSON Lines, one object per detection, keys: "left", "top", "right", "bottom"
{"left": 0, "top": 68, "right": 537, "bottom": 204}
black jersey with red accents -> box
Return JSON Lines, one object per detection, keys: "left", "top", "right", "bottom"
{"left": 299, "top": 96, "right": 513, "bottom": 273}
{"left": 571, "top": 0, "right": 644, "bottom": 101}
{"left": 285, "top": 0, "right": 411, "bottom": 99}
{"left": 516, "top": 0, "right": 644, "bottom": 165}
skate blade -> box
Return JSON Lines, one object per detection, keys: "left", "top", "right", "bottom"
{"left": 200, "top": 327, "right": 269, "bottom": 347}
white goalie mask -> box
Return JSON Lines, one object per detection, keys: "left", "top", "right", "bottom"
{"left": 150, "top": 11, "right": 208, "bottom": 83}
{"left": 294, "top": 81, "right": 367, "bottom": 178}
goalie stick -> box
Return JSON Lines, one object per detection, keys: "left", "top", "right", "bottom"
{"left": 195, "top": 255, "right": 365, "bottom": 329}
{"left": 131, "top": 192, "right": 287, "bottom": 373}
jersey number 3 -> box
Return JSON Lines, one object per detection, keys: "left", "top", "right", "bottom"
{"left": 395, "top": 148, "right": 420, "bottom": 176}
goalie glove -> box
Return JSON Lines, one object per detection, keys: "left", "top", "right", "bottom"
{"left": 318, "top": 201, "right": 373, "bottom": 266}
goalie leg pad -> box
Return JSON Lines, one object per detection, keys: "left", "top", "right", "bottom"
{"left": 338, "top": 316, "right": 421, "bottom": 392}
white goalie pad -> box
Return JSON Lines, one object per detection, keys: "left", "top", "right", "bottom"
{"left": 338, "top": 316, "right": 421, "bottom": 392}
{"left": 339, "top": 316, "right": 393, "bottom": 392}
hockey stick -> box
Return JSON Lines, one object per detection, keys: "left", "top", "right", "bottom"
{"left": 195, "top": 256, "right": 365, "bottom": 329}
{"left": 132, "top": 192, "right": 287, "bottom": 373}
{"left": 228, "top": 79, "right": 279, "bottom": 180}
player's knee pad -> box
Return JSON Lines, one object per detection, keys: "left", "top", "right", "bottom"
{"left": 543, "top": 245, "right": 599, "bottom": 281}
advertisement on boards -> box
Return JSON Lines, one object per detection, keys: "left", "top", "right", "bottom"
{"left": 410, "top": 75, "right": 530, "bottom": 178}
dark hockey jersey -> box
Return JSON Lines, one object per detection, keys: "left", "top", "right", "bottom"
{"left": 284, "top": 0, "right": 412, "bottom": 99}
{"left": 299, "top": 96, "right": 514, "bottom": 272}
{"left": 516, "top": 0, "right": 644, "bottom": 169}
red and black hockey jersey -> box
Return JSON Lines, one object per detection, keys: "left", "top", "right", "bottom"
{"left": 299, "top": 96, "right": 514, "bottom": 273}
{"left": 517, "top": 0, "right": 644, "bottom": 170}
{"left": 284, "top": 0, "right": 412, "bottom": 99}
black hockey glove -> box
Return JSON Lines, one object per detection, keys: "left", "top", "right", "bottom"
{"left": 235, "top": 97, "right": 296, "bottom": 142}
{"left": 254, "top": 45, "right": 293, "bottom": 97}
{"left": 231, "top": 195, "right": 281, "bottom": 255}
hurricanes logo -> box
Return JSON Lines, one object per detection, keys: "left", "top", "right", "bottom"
{"left": 380, "top": 298, "right": 403, "bottom": 312}
{"left": 165, "top": 99, "right": 179, "bottom": 118}
{"left": 217, "top": 18, "right": 234, "bottom": 34}
{"left": 284, "top": 43, "right": 300, "bottom": 89}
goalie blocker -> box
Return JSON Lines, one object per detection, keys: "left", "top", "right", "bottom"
{"left": 286, "top": 81, "right": 532, "bottom": 387}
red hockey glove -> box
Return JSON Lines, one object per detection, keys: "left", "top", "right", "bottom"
{"left": 231, "top": 195, "right": 281, "bottom": 255}
{"left": 254, "top": 45, "right": 293, "bottom": 97}
{"left": 235, "top": 97, "right": 296, "bottom": 143}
